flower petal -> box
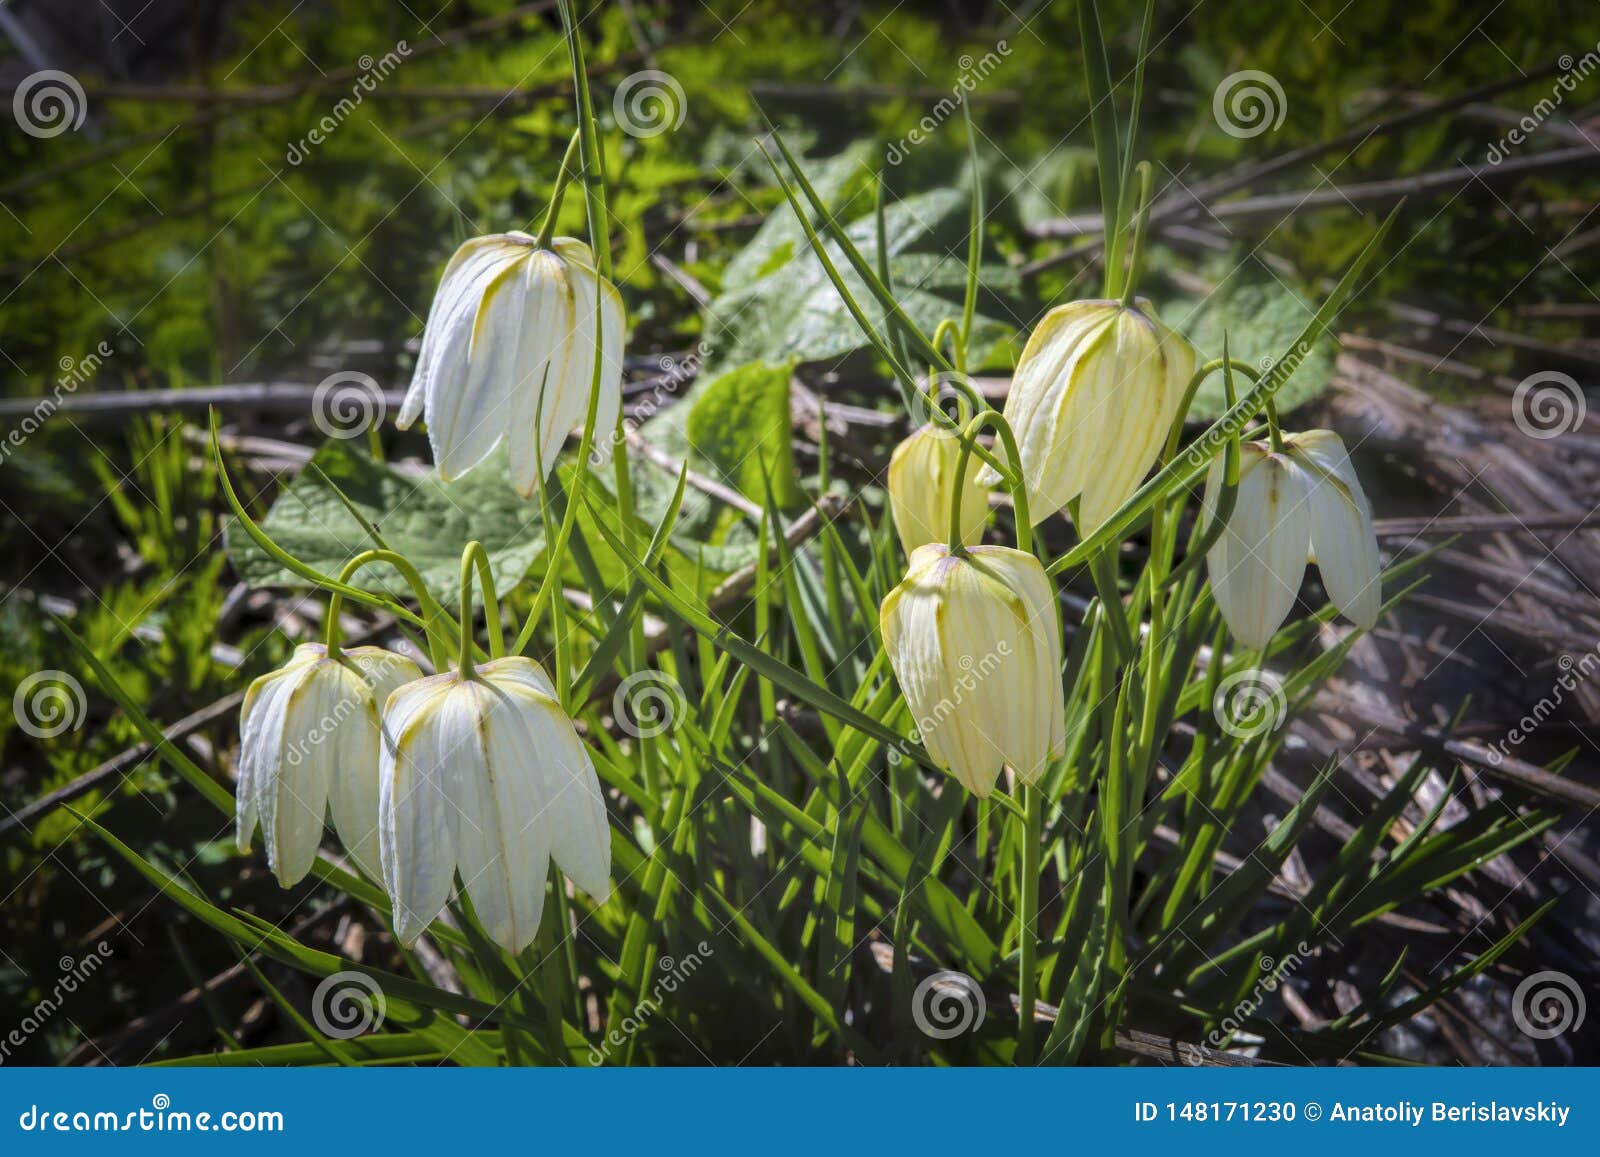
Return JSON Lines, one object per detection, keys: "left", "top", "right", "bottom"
{"left": 478, "top": 657, "right": 610, "bottom": 903}
{"left": 380, "top": 675, "right": 461, "bottom": 946}
{"left": 402, "top": 238, "right": 519, "bottom": 431}
{"left": 453, "top": 680, "right": 552, "bottom": 955}
{"left": 1293, "top": 432, "right": 1382, "bottom": 629}
{"left": 880, "top": 545, "right": 1064, "bottom": 796}
{"left": 326, "top": 649, "right": 421, "bottom": 880}
{"left": 1207, "top": 452, "right": 1311, "bottom": 649}
{"left": 257, "top": 664, "right": 335, "bottom": 887}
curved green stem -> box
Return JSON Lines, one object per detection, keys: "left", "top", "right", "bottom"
{"left": 327, "top": 549, "right": 455, "bottom": 669}
{"left": 1265, "top": 397, "right": 1286, "bottom": 454}
{"left": 1160, "top": 358, "right": 1263, "bottom": 465}
{"left": 931, "top": 318, "right": 967, "bottom": 375}
{"left": 533, "top": 131, "right": 583, "bottom": 251}
{"left": 948, "top": 412, "right": 1030, "bottom": 553}
{"left": 909, "top": 386, "right": 1007, "bottom": 475}
{"left": 211, "top": 410, "right": 431, "bottom": 631}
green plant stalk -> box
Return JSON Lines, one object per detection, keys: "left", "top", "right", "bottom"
{"left": 533, "top": 131, "right": 583, "bottom": 251}
{"left": 1078, "top": 0, "right": 1124, "bottom": 297}
{"left": 538, "top": 877, "right": 569, "bottom": 1062}
{"left": 210, "top": 410, "right": 428, "bottom": 630}
{"left": 1117, "top": 163, "right": 1154, "bottom": 309}
{"left": 1265, "top": 396, "right": 1287, "bottom": 453}
{"left": 558, "top": 0, "right": 652, "bottom": 797}
{"left": 760, "top": 125, "right": 954, "bottom": 377}
{"left": 947, "top": 411, "right": 1030, "bottom": 552}
{"left": 456, "top": 541, "right": 504, "bottom": 677}
{"left": 960, "top": 99, "right": 983, "bottom": 352}
{"left": 1016, "top": 782, "right": 1044, "bottom": 1063}
{"left": 1111, "top": 0, "right": 1157, "bottom": 268}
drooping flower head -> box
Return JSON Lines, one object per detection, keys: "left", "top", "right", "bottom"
{"left": 238, "top": 643, "right": 421, "bottom": 886}
{"left": 399, "top": 233, "right": 624, "bottom": 498}
{"left": 1204, "top": 428, "right": 1382, "bottom": 649}
{"left": 880, "top": 544, "right": 1066, "bottom": 797}
{"left": 379, "top": 656, "right": 610, "bottom": 954}
{"left": 986, "top": 298, "right": 1195, "bottom": 530}
{"left": 887, "top": 424, "right": 990, "bottom": 557}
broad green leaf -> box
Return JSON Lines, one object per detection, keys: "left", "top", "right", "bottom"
{"left": 1161, "top": 268, "right": 1338, "bottom": 418}
{"left": 723, "top": 144, "right": 877, "bottom": 291}
{"left": 684, "top": 360, "right": 800, "bottom": 507}
{"left": 704, "top": 183, "right": 1016, "bottom": 372}
{"left": 225, "top": 440, "right": 544, "bottom": 604}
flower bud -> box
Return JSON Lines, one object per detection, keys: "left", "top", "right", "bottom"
{"left": 237, "top": 643, "right": 421, "bottom": 886}
{"left": 986, "top": 298, "right": 1195, "bottom": 529}
{"left": 399, "top": 233, "right": 624, "bottom": 498}
{"left": 1204, "top": 429, "right": 1381, "bottom": 648}
{"left": 880, "top": 544, "right": 1065, "bottom": 796}
{"left": 887, "top": 424, "right": 990, "bottom": 556}
{"left": 380, "top": 656, "right": 610, "bottom": 954}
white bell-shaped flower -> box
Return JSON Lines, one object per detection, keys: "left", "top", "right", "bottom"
{"left": 237, "top": 643, "right": 421, "bottom": 886}
{"left": 880, "top": 544, "right": 1065, "bottom": 796}
{"left": 379, "top": 656, "right": 610, "bottom": 954}
{"left": 984, "top": 298, "right": 1195, "bottom": 529}
{"left": 887, "top": 424, "right": 990, "bottom": 557}
{"left": 1203, "top": 428, "right": 1382, "bottom": 649}
{"left": 399, "top": 233, "right": 624, "bottom": 498}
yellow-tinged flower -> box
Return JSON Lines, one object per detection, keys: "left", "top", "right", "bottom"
{"left": 887, "top": 424, "right": 990, "bottom": 556}
{"left": 1203, "top": 429, "right": 1382, "bottom": 649}
{"left": 984, "top": 298, "right": 1195, "bottom": 529}
{"left": 237, "top": 643, "right": 421, "bottom": 887}
{"left": 880, "top": 544, "right": 1065, "bottom": 797}
{"left": 379, "top": 656, "right": 610, "bottom": 954}
{"left": 398, "top": 233, "right": 624, "bottom": 497}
